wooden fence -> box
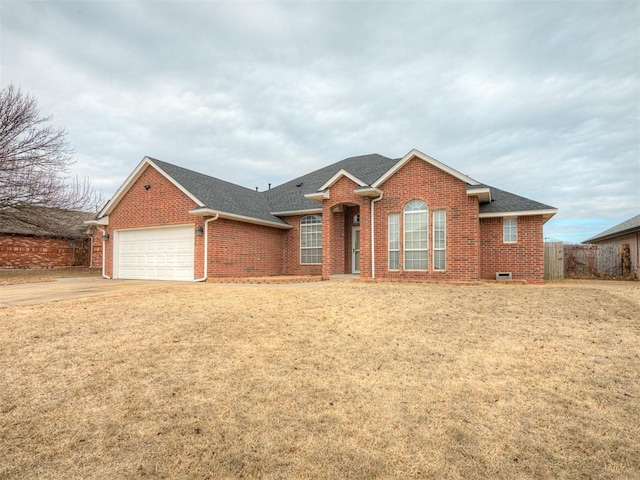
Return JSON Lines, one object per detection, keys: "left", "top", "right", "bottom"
{"left": 544, "top": 242, "right": 631, "bottom": 280}
{"left": 563, "top": 244, "right": 622, "bottom": 279}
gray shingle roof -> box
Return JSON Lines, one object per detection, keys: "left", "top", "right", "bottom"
{"left": 475, "top": 185, "right": 556, "bottom": 214}
{"left": 263, "top": 154, "right": 398, "bottom": 213}
{"left": 583, "top": 214, "right": 640, "bottom": 243}
{"left": 118, "top": 153, "right": 555, "bottom": 227}
{"left": 265, "top": 157, "right": 556, "bottom": 216}
{"left": 149, "top": 158, "right": 289, "bottom": 226}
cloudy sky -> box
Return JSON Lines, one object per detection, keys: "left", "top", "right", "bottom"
{"left": 1, "top": 0, "right": 638, "bottom": 242}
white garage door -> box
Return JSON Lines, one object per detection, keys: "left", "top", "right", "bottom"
{"left": 115, "top": 225, "right": 195, "bottom": 281}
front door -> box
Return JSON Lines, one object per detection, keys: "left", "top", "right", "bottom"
{"left": 352, "top": 227, "right": 360, "bottom": 274}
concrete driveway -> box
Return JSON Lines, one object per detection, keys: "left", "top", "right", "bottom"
{"left": 0, "top": 277, "right": 177, "bottom": 307}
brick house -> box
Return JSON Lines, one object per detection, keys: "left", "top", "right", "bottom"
{"left": 0, "top": 208, "right": 93, "bottom": 268}
{"left": 86, "top": 149, "right": 557, "bottom": 283}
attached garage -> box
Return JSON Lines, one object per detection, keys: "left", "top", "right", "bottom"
{"left": 114, "top": 225, "right": 195, "bottom": 281}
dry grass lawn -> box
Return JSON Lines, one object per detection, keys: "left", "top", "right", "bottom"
{"left": 0, "top": 267, "right": 101, "bottom": 285}
{"left": 1, "top": 280, "right": 638, "bottom": 479}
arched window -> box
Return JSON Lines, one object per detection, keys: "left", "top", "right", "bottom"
{"left": 300, "top": 215, "right": 322, "bottom": 264}
{"left": 404, "top": 200, "right": 428, "bottom": 270}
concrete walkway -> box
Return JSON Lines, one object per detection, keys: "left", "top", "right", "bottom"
{"left": 0, "top": 277, "right": 176, "bottom": 308}
{"left": 0, "top": 275, "right": 362, "bottom": 308}
{"left": 329, "top": 274, "right": 359, "bottom": 282}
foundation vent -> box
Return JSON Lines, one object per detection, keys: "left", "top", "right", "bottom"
{"left": 496, "top": 272, "right": 513, "bottom": 281}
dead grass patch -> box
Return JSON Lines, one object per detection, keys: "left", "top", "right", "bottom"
{"left": 0, "top": 267, "right": 101, "bottom": 285}
{"left": 1, "top": 281, "right": 638, "bottom": 478}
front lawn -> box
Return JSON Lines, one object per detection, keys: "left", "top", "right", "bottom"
{"left": 1, "top": 281, "right": 638, "bottom": 478}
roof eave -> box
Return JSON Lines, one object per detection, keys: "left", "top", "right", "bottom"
{"left": 466, "top": 187, "right": 492, "bottom": 203}
{"left": 84, "top": 216, "right": 109, "bottom": 226}
{"left": 271, "top": 208, "right": 323, "bottom": 216}
{"left": 479, "top": 208, "right": 558, "bottom": 223}
{"left": 304, "top": 191, "right": 330, "bottom": 203}
{"left": 188, "top": 208, "right": 292, "bottom": 229}
{"left": 354, "top": 187, "right": 383, "bottom": 198}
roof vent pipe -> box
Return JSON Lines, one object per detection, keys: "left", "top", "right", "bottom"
{"left": 268, "top": 183, "right": 271, "bottom": 190}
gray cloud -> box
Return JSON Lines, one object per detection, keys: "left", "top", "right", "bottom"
{"left": 2, "top": 0, "right": 638, "bottom": 243}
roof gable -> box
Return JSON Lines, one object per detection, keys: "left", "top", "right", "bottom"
{"left": 318, "top": 169, "right": 368, "bottom": 190}
{"left": 97, "top": 157, "right": 204, "bottom": 218}
{"left": 372, "top": 149, "right": 480, "bottom": 188}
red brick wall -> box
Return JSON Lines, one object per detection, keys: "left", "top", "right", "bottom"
{"left": 280, "top": 214, "right": 322, "bottom": 276}
{"left": 93, "top": 159, "right": 545, "bottom": 283}
{"left": 100, "top": 165, "right": 203, "bottom": 278}
{"left": 479, "top": 216, "right": 545, "bottom": 283}
{"left": 207, "top": 218, "right": 286, "bottom": 278}
{"left": 322, "top": 176, "right": 370, "bottom": 279}
{"left": 89, "top": 229, "right": 103, "bottom": 270}
{"left": 372, "top": 157, "right": 480, "bottom": 282}
{"left": 99, "top": 163, "right": 296, "bottom": 279}
{"left": 0, "top": 234, "right": 89, "bottom": 268}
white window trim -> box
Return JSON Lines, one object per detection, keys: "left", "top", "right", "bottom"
{"left": 403, "top": 200, "right": 429, "bottom": 271}
{"left": 388, "top": 213, "right": 400, "bottom": 271}
{"left": 300, "top": 215, "right": 323, "bottom": 265}
{"left": 433, "top": 210, "right": 446, "bottom": 271}
{"left": 503, "top": 217, "right": 518, "bottom": 244}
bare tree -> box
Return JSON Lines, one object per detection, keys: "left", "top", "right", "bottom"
{"left": 0, "top": 84, "right": 101, "bottom": 234}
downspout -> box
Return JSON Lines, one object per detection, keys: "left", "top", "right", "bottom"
{"left": 194, "top": 214, "right": 219, "bottom": 282}
{"left": 370, "top": 193, "right": 384, "bottom": 279}
{"left": 89, "top": 234, "right": 93, "bottom": 268}
{"left": 96, "top": 227, "right": 111, "bottom": 279}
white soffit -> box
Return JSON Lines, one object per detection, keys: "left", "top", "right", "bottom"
{"left": 270, "top": 209, "right": 324, "bottom": 216}
{"left": 479, "top": 209, "right": 558, "bottom": 219}
{"left": 467, "top": 187, "right": 492, "bottom": 203}
{"left": 304, "top": 191, "right": 330, "bottom": 202}
{"left": 354, "top": 186, "right": 383, "bottom": 197}
{"left": 84, "top": 216, "right": 109, "bottom": 225}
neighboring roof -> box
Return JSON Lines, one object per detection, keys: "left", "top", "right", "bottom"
{"left": 583, "top": 214, "right": 640, "bottom": 243}
{"left": 96, "top": 149, "right": 557, "bottom": 228}
{"left": 0, "top": 207, "right": 94, "bottom": 238}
